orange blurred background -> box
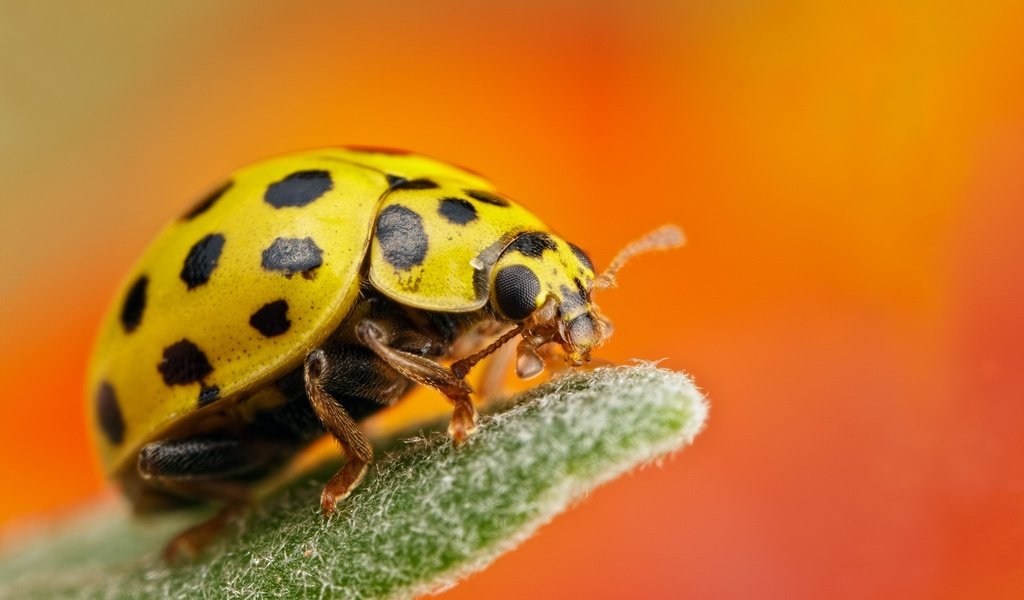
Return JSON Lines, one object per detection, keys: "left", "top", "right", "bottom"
{"left": 1, "top": 1, "right": 1022, "bottom": 597}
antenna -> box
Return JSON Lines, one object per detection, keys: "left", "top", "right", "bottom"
{"left": 594, "top": 224, "right": 685, "bottom": 290}
{"left": 450, "top": 323, "right": 525, "bottom": 380}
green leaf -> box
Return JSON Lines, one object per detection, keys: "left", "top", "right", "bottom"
{"left": 0, "top": 365, "right": 707, "bottom": 599}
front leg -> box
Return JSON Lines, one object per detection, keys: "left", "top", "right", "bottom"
{"left": 357, "top": 319, "right": 478, "bottom": 444}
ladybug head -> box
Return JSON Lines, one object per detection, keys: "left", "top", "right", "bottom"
{"left": 486, "top": 225, "right": 683, "bottom": 379}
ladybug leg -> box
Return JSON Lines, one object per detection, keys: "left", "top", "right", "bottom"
{"left": 137, "top": 436, "right": 294, "bottom": 561}
{"left": 161, "top": 503, "right": 245, "bottom": 562}
{"left": 356, "top": 319, "right": 478, "bottom": 445}
{"left": 138, "top": 436, "right": 285, "bottom": 481}
{"left": 304, "top": 349, "right": 374, "bottom": 517}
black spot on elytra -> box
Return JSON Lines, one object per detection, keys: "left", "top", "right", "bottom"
{"left": 465, "top": 189, "right": 510, "bottom": 207}
{"left": 438, "top": 197, "right": 478, "bottom": 225}
{"left": 158, "top": 339, "right": 213, "bottom": 386}
{"left": 264, "top": 170, "right": 333, "bottom": 208}
{"left": 388, "top": 176, "right": 439, "bottom": 191}
{"left": 261, "top": 237, "right": 324, "bottom": 277}
{"left": 250, "top": 299, "right": 291, "bottom": 337}
{"left": 96, "top": 382, "right": 125, "bottom": 445}
{"left": 375, "top": 205, "right": 428, "bottom": 270}
{"left": 494, "top": 264, "right": 541, "bottom": 320}
{"left": 508, "top": 232, "right": 557, "bottom": 258}
{"left": 120, "top": 275, "right": 148, "bottom": 333}
{"left": 569, "top": 243, "right": 595, "bottom": 272}
{"left": 198, "top": 385, "right": 220, "bottom": 407}
{"left": 182, "top": 180, "right": 233, "bottom": 220}
{"left": 181, "top": 233, "right": 226, "bottom": 289}
{"left": 404, "top": 179, "right": 439, "bottom": 190}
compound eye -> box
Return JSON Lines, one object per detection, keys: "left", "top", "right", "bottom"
{"left": 493, "top": 265, "right": 542, "bottom": 321}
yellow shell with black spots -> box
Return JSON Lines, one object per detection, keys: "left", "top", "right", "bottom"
{"left": 86, "top": 147, "right": 547, "bottom": 477}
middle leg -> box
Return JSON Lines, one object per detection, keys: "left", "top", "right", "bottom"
{"left": 304, "top": 345, "right": 410, "bottom": 516}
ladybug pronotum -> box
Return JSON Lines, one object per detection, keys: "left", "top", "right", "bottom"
{"left": 86, "top": 147, "right": 682, "bottom": 558}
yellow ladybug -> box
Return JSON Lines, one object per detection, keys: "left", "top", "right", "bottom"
{"left": 86, "top": 146, "right": 682, "bottom": 558}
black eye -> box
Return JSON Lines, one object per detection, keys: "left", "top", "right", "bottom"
{"left": 493, "top": 265, "right": 541, "bottom": 320}
{"left": 568, "top": 243, "right": 594, "bottom": 272}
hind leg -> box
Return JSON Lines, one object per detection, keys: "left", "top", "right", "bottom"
{"left": 137, "top": 436, "right": 293, "bottom": 561}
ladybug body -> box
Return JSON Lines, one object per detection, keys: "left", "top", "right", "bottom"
{"left": 87, "top": 148, "right": 633, "bottom": 554}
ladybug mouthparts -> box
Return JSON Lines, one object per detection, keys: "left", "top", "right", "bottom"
{"left": 508, "top": 296, "right": 611, "bottom": 379}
